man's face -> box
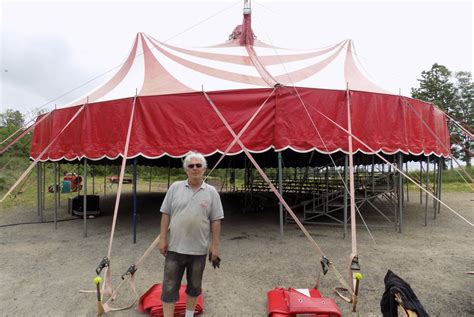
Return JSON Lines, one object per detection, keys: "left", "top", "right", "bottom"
{"left": 186, "top": 157, "right": 205, "bottom": 182}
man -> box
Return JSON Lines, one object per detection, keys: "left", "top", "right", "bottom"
{"left": 158, "top": 151, "right": 224, "bottom": 317}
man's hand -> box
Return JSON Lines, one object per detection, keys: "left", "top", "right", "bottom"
{"left": 158, "top": 236, "right": 168, "bottom": 256}
{"left": 208, "top": 247, "right": 221, "bottom": 269}
{"left": 208, "top": 245, "right": 219, "bottom": 261}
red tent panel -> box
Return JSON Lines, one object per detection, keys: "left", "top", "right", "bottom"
{"left": 30, "top": 88, "right": 450, "bottom": 161}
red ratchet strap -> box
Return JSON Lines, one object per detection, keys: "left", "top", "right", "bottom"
{"left": 345, "top": 88, "right": 358, "bottom": 259}
{"left": 202, "top": 90, "right": 354, "bottom": 295}
{"left": 102, "top": 93, "right": 138, "bottom": 297}
{"left": 1, "top": 105, "right": 86, "bottom": 202}
{"left": 99, "top": 88, "right": 277, "bottom": 313}
{"left": 345, "top": 88, "right": 361, "bottom": 310}
{"left": 100, "top": 234, "right": 162, "bottom": 313}
{"left": 205, "top": 87, "right": 277, "bottom": 180}
{"left": 288, "top": 88, "right": 474, "bottom": 227}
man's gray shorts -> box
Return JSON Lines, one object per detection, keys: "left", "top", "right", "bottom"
{"left": 161, "top": 251, "right": 207, "bottom": 303}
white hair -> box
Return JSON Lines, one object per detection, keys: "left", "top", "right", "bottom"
{"left": 183, "top": 151, "right": 207, "bottom": 170}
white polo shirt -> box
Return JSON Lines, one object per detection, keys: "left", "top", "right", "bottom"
{"left": 160, "top": 180, "right": 224, "bottom": 255}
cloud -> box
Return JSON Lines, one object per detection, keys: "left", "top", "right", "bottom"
{"left": 1, "top": 32, "right": 98, "bottom": 115}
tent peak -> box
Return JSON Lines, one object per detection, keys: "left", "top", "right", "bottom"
{"left": 228, "top": 0, "right": 255, "bottom": 46}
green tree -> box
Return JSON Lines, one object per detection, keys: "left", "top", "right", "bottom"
{"left": 411, "top": 64, "right": 473, "bottom": 167}
{"left": 411, "top": 63, "right": 457, "bottom": 112}
{"left": 451, "top": 71, "right": 473, "bottom": 166}
{"left": 0, "top": 109, "right": 31, "bottom": 157}
{"left": 0, "top": 109, "right": 25, "bottom": 128}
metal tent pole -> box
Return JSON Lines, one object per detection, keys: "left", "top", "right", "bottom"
{"left": 42, "top": 162, "right": 46, "bottom": 220}
{"left": 392, "top": 157, "right": 397, "bottom": 228}
{"left": 437, "top": 158, "right": 443, "bottom": 214}
{"left": 398, "top": 153, "right": 403, "bottom": 233}
{"left": 104, "top": 165, "right": 107, "bottom": 196}
{"left": 77, "top": 163, "right": 81, "bottom": 196}
{"left": 419, "top": 160, "right": 423, "bottom": 204}
{"left": 434, "top": 158, "right": 440, "bottom": 219}
{"left": 343, "top": 154, "right": 348, "bottom": 239}
{"left": 405, "top": 162, "right": 409, "bottom": 202}
{"left": 39, "top": 162, "right": 44, "bottom": 222}
{"left": 167, "top": 157, "right": 171, "bottom": 189}
{"left": 54, "top": 162, "right": 58, "bottom": 229}
{"left": 432, "top": 160, "right": 437, "bottom": 210}
{"left": 37, "top": 163, "right": 41, "bottom": 216}
{"left": 92, "top": 166, "right": 95, "bottom": 195}
{"left": 133, "top": 158, "right": 138, "bottom": 243}
{"left": 371, "top": 156, "right": 375, "bottom": 194}
{"left": 58, "top": 163, "right": 61, "bottom": 207}
{"left": 83, "top": 159, "right": 88, "bottom": 238}
{"left": 424, "top": 156, "right": 429, "bottom": 226}
{"left": 278, "top": 152, "right": 283, "bottom": 236}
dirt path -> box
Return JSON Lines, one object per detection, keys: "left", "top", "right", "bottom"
{"left": 0, "top": 192, "right": 472, "bottom": 316}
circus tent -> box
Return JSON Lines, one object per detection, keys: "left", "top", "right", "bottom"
{"left": 28, "top": 3, "right": 450, "bottom": 165}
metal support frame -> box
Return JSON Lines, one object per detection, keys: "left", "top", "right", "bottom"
{"left": 287, "top": 156, "right": 397, "bottom": 231}
{"left": 133, "top": 158, "right": 138, "bottom": 243}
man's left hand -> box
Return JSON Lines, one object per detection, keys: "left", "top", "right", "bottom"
{"left": 208, "top": 253, "right": 221, "bottom": 269}
{"left": 208, "top": 248, "right": 221, "bottom": 269}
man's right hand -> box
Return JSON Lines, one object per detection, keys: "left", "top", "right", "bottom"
{"left": 158, "top": 236, "right": 168, "bottom": 256}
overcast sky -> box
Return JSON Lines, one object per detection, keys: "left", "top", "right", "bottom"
{"left": 1, "top": 0, "right": 472, "bottom": 121}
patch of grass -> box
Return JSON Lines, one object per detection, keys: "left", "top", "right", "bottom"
{"left": 441, "top": 182, "right": 474, "bottom": 192}
{"left": 1, "top": 155, "right": 472, "bottom": 210}
{"left": 407, "top": 166, "right": 473, "bottom": 193}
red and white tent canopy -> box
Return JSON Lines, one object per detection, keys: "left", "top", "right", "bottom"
{"left": 30, "top": 7, "right": 450, "bottom": 162}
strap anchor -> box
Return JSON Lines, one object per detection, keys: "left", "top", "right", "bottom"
{"left": 121, "top": 265, "right": 137, "bottom": 280}
{"left": 350, "top": 255, "right": 362, "bottom": 312}
{"left": 96, "top": 256, "right": 110, "bottom": 275}
{"left": 320, "top": 256, "right": 331, "bottom": 275}
{"left": 350, "top": 255, "right": 360, "bottom": 271}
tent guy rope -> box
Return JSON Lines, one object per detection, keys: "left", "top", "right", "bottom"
{"left": 202, "top": 89, "right": 355, "bottom": 298}
{"left": 286, "top": 89, "right": 473, "bottom": 227}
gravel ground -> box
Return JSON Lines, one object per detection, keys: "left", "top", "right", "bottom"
{"left": 0, "top": 191, "right": 472, "bottom": 316}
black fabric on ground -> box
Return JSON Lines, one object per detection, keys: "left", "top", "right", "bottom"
{"left": 380, "top": 269, "right": 429, "bottom": 317}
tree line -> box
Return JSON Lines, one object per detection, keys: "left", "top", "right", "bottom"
{"left": 411, "top": 64, "right": 473, "bottom": 166}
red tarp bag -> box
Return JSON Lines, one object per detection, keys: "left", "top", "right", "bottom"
{"left": 138, "top": 283, "right": 203, "bottom": 317}
{"left": 267, "top": 287, "right": 341, "bottom": 317}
